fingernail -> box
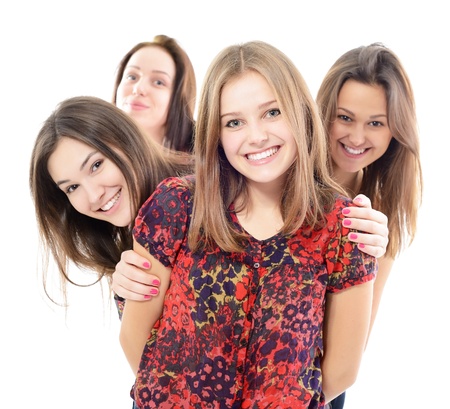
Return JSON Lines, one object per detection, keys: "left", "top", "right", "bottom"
{"left": 143, "top": 262, "right": 150, "bottom": 268}
{"left": 152, "top": 279, "right": 160, "bottom": 285}
{"left": 144, "top": 295, "right": 151, "bottom": 299}
{"left": 343, "top": 219, "right": 351, "bottom": 226}
{"left": 359, "top": 243, "right": 365, "bottom": 249}
{"left": 349, "top": 233, "right": 358, "bottom": 240}
{"left": 342, "top": 208, "right": 351, "bottom": 215}
{"left": 150, "top": 288, "right": 158, "bottom": 295}
{"left": 355, "top": 197, "right": 363, "bottom": 202}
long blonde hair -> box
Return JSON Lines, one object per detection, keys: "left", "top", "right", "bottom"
{"left": 189, "top": 41, "right": 345, "bottom": 252}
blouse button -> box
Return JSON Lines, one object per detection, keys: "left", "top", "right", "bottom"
{"left": 253, "top": 262, "right": 260, "bottom": 268}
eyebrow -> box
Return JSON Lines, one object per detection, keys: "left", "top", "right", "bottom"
{"left": 55, "top": 150, "right": 97, "bottom": 187}
{"left": 126, "top": 65, "right": 172, "bottom": 79}
{"left": 220, "top": 99, "right": 277, "bottom": 119}
{"left": 337, "top": 107, "right": 387, "bottom": 119}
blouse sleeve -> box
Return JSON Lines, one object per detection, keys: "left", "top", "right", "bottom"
{"left": 132, "top": 177, "right": 192, "bottom": 269}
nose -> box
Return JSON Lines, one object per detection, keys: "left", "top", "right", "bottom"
{"left": 347, "top": 124, "right": 366, "bottom": 146}
{"left": 132, "top": 79, "right": 145, "bottom": 96}
{"left": 85, "top": 182, "right": 105, "bottom": 208}
{"left": 247, "top": 122, "right": 269, "bottom": 146}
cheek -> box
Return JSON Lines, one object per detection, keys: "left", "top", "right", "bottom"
{"left": 219, "top": 135, "right": 235, "bottom": 158}
{"left": 160, "top": 92, "right": 173, "bottom": 112}
{"left": 115, "top": 83, "right": 129, "bottom": 103}
{"left": 378, "top": 134, "right": 393, "bottom": 153}
{"left": 329, "top": 122, "right": 344, "bottom": 142}
{"left": 67, "top": 193, "right": 88, "bottom": 216}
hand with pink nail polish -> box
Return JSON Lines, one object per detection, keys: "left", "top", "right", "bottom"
{"left": 112, "top": 250, "right": 160, "bottom": 302}
{"left": 343, "top": 194, "right": 389, "bottom": 259}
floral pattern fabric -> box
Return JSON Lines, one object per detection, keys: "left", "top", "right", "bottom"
{"left": 131, "top": 177, "right": 376, "bottom": 409}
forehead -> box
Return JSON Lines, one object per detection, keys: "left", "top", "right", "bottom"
{"left": 47, "top": 137, "right": 94, "bottom": 178}
{"left": 338, "top": 80, "right": 387, "bottom": 112}
{"left": 221, "top": 71, "right": 273, "bottom": 106}
{"left": 126, "top": 46, "right": 176, "bottom": 77}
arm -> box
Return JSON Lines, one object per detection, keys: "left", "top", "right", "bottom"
{"left": 367, "top": 255, "right": 394, "bottom": 346}
{"left": 119, "top": 239, "right": 171, "bottom": 375}
{"left": 345, "top": 195, "right": 395, "bottom": 346}
{"left": 321, "top": 280, "right": 374, "bottom": 403}
{"left": 112, "top": 250, "right": 160, "bottom": 301}
{"left": 344, "top": 194, "right": 389, "bottom": 258}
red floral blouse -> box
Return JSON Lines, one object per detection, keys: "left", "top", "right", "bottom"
{"left": 131, "top": 177, "right": 376, "bottom": 409}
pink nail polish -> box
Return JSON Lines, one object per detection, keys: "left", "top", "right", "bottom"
{"left": 349, "top": 233, "right": 358, "bottom": 240}
{"left": 152, "top": 279, "right": 160, "bottom": 285}
{"left": 342, "top": 208, "right": 351, "bottom": 215}
{"left": 143, "top": 262, "right": 150, "bottom": 268}
{"left": 150, "top": 288, "right": 158, "bottom": 295}
{"left": 343, "top": 219, "right": 351, "bottom": 226}
{"left": 359, "top": 243, "right": 365, "bottom": 249}
{"left": 144, "top": 295, "right": 151, "bottom": 300}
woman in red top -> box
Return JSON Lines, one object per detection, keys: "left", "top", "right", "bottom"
{"left": 120, "top": 41, "right": 376, "bottom": 408}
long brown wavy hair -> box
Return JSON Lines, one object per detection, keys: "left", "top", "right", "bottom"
{"left": 316, "top": 43, "right": 423, "bottom": 258}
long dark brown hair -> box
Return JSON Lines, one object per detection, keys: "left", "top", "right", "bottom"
{"left": 30, "top": 96, "right": 193, "bottom": 303}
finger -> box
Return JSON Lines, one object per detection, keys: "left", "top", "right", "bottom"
{"left": 344, "top": 217, "right": 389, "bottom": 237}
{"left": 113, "top": 284, "right": 159, "bottom": 301}
{"left": 352, "top": 194, "right": 371, "bottom": 208}
{"left": 121, "top": 249, "right": 152, "bottom": 269}
{"left": 343, "top": 208, "right": 388, "bottom": 226}
{"left": 348, "top": 230, "right": 388, "bottom": 248}
{"left": 348, "top": 232, "right": 387, "bottom": 258}
{"left": 354, "top": 243, "right": 385, "bottom": 258}
{"left": 112, "top": 268, "right": 160, "bottom": 297}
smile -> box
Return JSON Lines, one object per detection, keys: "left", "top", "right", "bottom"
{"left": 246, "top": 147, "right": 279, "bottom": 161}
{"left": 343, "top": 144, "right": 366, "bottom": 155}
{"left": 101, "top": 190, "right": 121, "bottom": 211}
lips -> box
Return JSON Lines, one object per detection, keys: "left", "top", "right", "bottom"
{"left": 100, "top": 190, "right": 121, "bottom": 211}
{"left": 342, "top": 144, "right": 367, "bottom": 155}
{"left": 127, "top": 100, "right": 148, "bottom": 110}
{"left": 246, "top": 146, "right": 279, "bottom": 161}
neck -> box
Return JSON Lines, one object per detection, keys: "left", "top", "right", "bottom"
{"left": 332, "top": 167, "right": 363, "bottom": 197}
{"left": 141, "top": 126, "right": 166, "bottom": 147}
{"left": 235, "top": 180, "right": 284, "bottom": 240}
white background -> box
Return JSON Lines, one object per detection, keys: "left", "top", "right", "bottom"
{"left": 2, "top": 1, "right": 448, "bottom": 408}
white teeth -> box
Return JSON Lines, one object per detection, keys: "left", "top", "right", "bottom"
{"left": 344, "top": 145, "right": 366, "bottom": 155}
{"left": 101, "top": 190, "right": 121, "bottom": 211}
{"left": 247, "top": 147, "right": 278, "bottom": 161}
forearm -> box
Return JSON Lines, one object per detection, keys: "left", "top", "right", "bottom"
{"left": 321, "top": 280, "right": 374, "bottom": 402}
{"left": 366, "top": 256, "right": 394, "bottom": 347}
{"left": 119, "top": 240, "right": 171, "bottom": 375}
{"left": 120, "top": 298, "right": 162, "bottom": 375}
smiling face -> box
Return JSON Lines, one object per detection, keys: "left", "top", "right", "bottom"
{"left": 47, "top": 137, "right": 133, "bottom": 227}
{"left": 329, "top": 79, "right": 393, "bottom": 189}
{"left": 115, "top": 46, "right": 176, "bottom": 145}
{"left": 219, "top": 71, "right": 297, "bottom": 192}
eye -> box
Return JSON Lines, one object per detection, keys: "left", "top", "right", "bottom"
{"left": 125, "top": 73, "right": 137, "bottom": 81}
{"left": 225, "top": 119, "right": 242, "bottom": 128}
{"left": 337, "top": 114, "right": 351, "bottom": 122}
{"left": 369, "top": 120, "right": 384, "bottom": 127}
{"left": 65, "top": 184, "right": 79, "bottom": 194}
{"left": 153, "top": 79, "right": 166, "bottom": 87}
{"left": 266, "top": 108, "right": 281, "bottom": 118}
{"left": 92, "top": 160, "right": 103, "bottom": 172}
